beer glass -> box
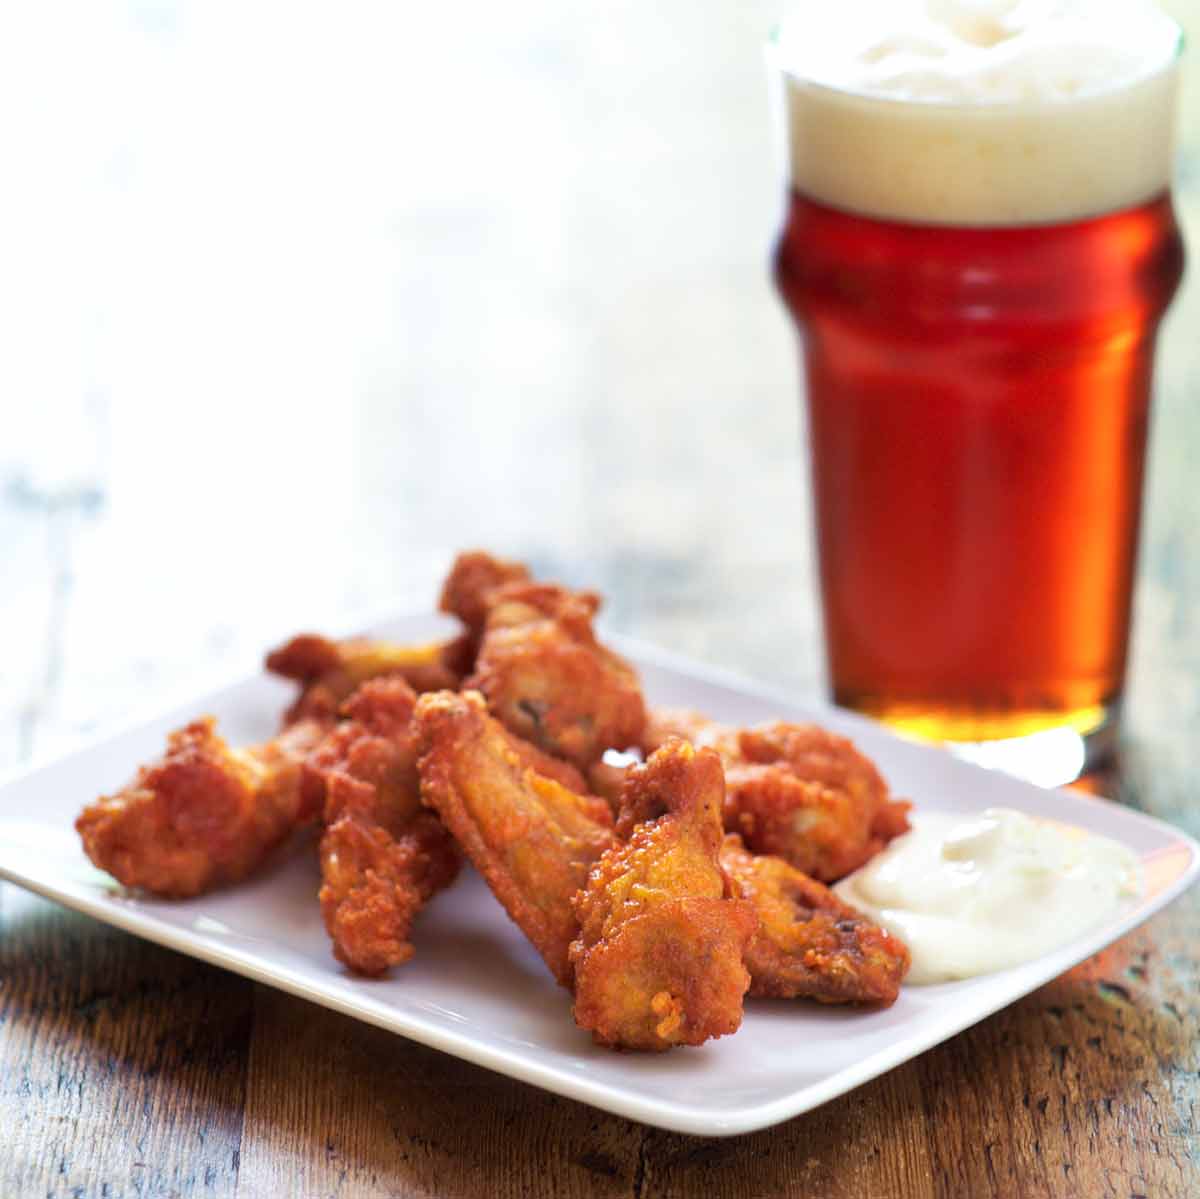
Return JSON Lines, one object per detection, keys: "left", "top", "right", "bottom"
{"left": 771, "top": 1, "right": 1185, "bottom": 783}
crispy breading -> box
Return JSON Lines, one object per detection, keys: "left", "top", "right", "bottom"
{"left": 465, "top": 582, "right": 646, "bottom": 770}
{"left": 438, "top": 549, "right": 532, "bottom": 634}
{"left": 320, "top": 779, "right": 460, "bottom": 977}
{"left": 871, "top": 795, "right": 915, "bottom": 843}
{"left": 312, "top": 677, "right": 460, "bottom": 976}
{"left": 309, "top": 676, "right": 424, "bottom": 825}
{"left": 641, "top": 709, "right": 715, "bottom": 750}
{"left": 720, "top": 835, "right": 910, "bottom": 1005}
{"left": 75, "top": 717, "right": 326, "bottom": 898}
{"left": 569, "top": 740, "right": 757, "bottom": 1051}
{"left": 266, "top": 632, "right": 472, "bottom": 725}
{"left": 415, "top": 690, "right": 615, "bottom": 985}
{"left": 646, "top": 710, "right": 911, "bottom": 882}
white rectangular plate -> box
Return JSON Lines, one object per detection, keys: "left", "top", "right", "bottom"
{"left": 1, "top": 612, "right": 1196, "bottom": 1137}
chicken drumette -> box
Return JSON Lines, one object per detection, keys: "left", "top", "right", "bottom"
{"left": 464, "top": 582, "right": 645, "bottom": 772}
{"left": 312, "top": 677, "right": 461, "bottom": 976}
{"left": 436, "top": 551, "right": 647, "bottom": 772}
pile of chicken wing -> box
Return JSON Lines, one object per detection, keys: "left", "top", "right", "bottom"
{"left": 76, "top": 551, "right": 913, "bottom": 1052}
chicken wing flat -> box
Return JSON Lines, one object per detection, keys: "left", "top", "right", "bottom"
{"left": 465, "top": 582, "right": 646, "bottom": 771}
{"left": 415, "top": 690, "right": 615, "bottom": 985}
{"left": 266, "top": 632, "right": 472, "bottom": 725}
{"left": 646, "top": 710, "right": 911, "bottom": 882}
{"left": 76, "top": 716, "right": 326, "bottom": 898}
{"left": 720, "top": 834, "right": 910, "bottom": 1005}
{"left": 569, "top": 739, "right": 758, "bottom": 1051}
{"left": 313, "top": 677, "right": 461, "bottom": 976}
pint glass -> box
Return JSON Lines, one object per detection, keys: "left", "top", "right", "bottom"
{"left": 772, "top": 1, "right": 1185, "bottom": 781}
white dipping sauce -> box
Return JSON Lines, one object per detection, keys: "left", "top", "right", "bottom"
{"left": 835, "top": 808, "right": 1142, "bottom": 984}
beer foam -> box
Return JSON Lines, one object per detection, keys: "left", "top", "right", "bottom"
{"left": 774, "top": 0, "right": 1182, "bottom": 224}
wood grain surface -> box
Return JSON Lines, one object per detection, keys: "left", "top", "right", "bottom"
{"left": 2, "top": 1, "right": 1199, "bottom": 1196}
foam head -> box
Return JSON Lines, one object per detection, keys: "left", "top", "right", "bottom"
{"left": 773, "top": 0, "right": 1182, "bottom": 224}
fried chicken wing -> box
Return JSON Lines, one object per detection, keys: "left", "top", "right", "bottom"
{"left": 320, "top": 775, "right": 461, "bottom": 977}
{"left": 309, "top": 676, "right": 423, "bottom": 821}
{"left": 433, "top": 551, "right": 647, "bottom": 770}
{"left": 312, "top": 677, "right": 461, "bottom": 976}
{"left": 646, "top": 710, "right": 911, "bottom": 882}
{"left": 415, "top": 690, "right": 615, "bottom": 985}
{"left": 720, "top": 835, "right": 910, "bottom": 1005}
{"left": 266, "top": 632, "right": 472, "bottom": 725}
{"left": 569, "top": 739, "right": 757, "bottom": 1051}
{"left": 76, "top": 717, "right": 326, "bottom": 898}
{"left": 438, "top": 549, "right": 532, "bottom": 635}
{"left": 465, "top": 582, "right": 646, "bottom": 770}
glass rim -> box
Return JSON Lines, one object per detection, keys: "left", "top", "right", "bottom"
{"left": 766, "top": 14, "right": 1185, "bottom": 112}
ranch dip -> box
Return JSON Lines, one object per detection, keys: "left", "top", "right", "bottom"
{"left": 835, "top": 807, "right": 1142, "bottom": 984}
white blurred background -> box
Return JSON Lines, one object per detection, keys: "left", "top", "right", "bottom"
{"left": 1, "top": 0, "right": 1196, "bottom": 778}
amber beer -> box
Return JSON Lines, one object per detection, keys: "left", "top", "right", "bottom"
{"left": 772, "top": 1, "right": 1184, "bottom": 773}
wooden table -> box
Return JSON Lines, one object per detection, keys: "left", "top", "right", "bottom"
{"left": 3, "top": 2, "right": 1198, "bottom": 1195}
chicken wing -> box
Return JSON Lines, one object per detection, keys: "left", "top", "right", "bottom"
{"left": 76, "top": 716, "right": 326, "bottom": 898}
{"left": 646, "top": 710, "right": 911, "bottom": 882}
{"left": 465, "top": 582, "right": 646, "bottom": 771}
{"left": 438, "top": 549, "right": 532, "bottom": 635}
{"left": 719, "top": 834, "right": 910, "bottom": 1005}
{"left": 266, "top": 632, "right": 472, "bottom": 725}
{"left": 313, "top": 677, "right": 462, "bottom": 976}
{"left": 415, "top": 690, "right": 615, "bottom": 985}
{"left": 569, "top": 739, "right": 758, "bottom": 1051}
